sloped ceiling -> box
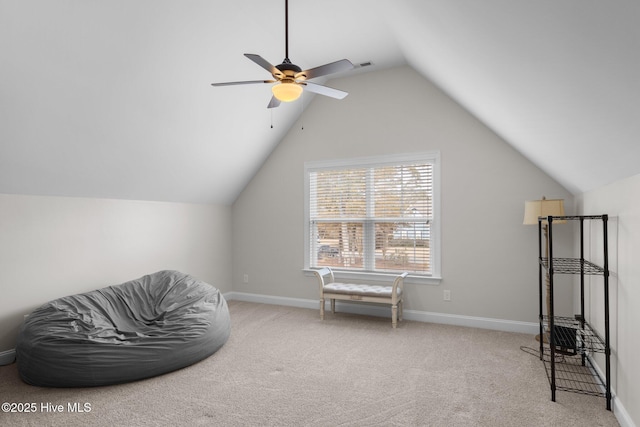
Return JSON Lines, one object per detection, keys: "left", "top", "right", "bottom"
{"left": 1, "top": 1, "right": 639, "bottom": 205}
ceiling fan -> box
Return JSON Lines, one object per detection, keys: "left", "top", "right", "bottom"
{"left": 211, "top": 0, "right": 354, "bottom": 109}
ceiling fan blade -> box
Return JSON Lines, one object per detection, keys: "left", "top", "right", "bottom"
{"left": 211, "top": 80, "right": 275, "bottom": 87}
{"left": 295, "top": 59, "right": 354, "bottom": 81}
{"left": 267, "top": 96, "right": 281, "bottom": 109}
{"left": 302, "top": 81, "right": 348, "bottom": 99}
{"left": 244, "top": 54, "right": 283, "bottom": 78}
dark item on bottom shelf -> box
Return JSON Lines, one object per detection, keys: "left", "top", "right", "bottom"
{"left": 552, "top": 325, "right": 577, "bottom": 356}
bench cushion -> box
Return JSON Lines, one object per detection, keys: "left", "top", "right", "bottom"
{"left": 323, "top": 282, "right": 401, "bottom": 297}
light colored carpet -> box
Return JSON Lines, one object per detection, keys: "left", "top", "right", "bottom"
{"left": 0, "top": 300, "right": 619, "bottom": 426}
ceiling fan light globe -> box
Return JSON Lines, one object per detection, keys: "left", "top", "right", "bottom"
{"left": 272, "top": 82, "right": 303, "bottom": 102}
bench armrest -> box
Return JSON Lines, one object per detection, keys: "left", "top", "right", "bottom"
{"left": 392, "top": 272, "right": 409, "bottom": 301}
{"left": 313, "top": 267, "right": 334, "bottom": 292}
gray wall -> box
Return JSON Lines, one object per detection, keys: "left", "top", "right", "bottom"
{"left": 0, "top": 194, "right": 232, "bottom": 351}
{"left": 577, "top": 173, "right": 640, "bottom": 425}
{"left": 232, "top": 65, "right": 574, "bottom": 323}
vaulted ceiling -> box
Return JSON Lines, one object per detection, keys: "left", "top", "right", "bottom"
{"left": 2, "top": 1, "right": 639, "bottom": 204}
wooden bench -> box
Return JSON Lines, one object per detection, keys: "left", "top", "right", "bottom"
{"left": 313, "top": 267, "right": 409, "bottom": 328}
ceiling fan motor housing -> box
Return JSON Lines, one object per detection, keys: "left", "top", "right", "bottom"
{"left": 275, "top": 60, "right": 303, "bottom": 81}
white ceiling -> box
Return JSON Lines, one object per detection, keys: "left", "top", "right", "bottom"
{"left": 2, "top": 0, "right": 639, "bottom": 205}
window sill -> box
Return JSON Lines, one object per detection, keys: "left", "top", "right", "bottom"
{"left": 303, "top": 268, "right": 441, "bottom": 285}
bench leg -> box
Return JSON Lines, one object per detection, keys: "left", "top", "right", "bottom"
{"left": 331, "top": 299, "right": 336, "bottom": 314}
{"left": 320, "top": 298, "right": 325, "bottom": 320}
{"left": 392, "top": 304, "right": 398, "bottom": 328}
{"left": 399, "top": 300, "right": 403, "bottom": 321}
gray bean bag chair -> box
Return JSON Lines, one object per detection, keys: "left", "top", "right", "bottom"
{"left": 16, "top": 270, "right": 230, "bottom": 387}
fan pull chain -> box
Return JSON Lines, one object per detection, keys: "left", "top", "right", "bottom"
{"left": 270, "top": 109, "right": 274, "bottom": 129}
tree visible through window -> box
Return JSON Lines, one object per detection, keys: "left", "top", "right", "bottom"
{"left": 305, "top": 153, "right": 439, "bottom": 276}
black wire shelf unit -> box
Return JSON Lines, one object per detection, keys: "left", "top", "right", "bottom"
{"left": 537, "top": 214, "right": 611, "bottom": 410}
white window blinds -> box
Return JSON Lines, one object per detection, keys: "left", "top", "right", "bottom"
{"left": 307, "top": 154, "right": 437, "bottom": 275}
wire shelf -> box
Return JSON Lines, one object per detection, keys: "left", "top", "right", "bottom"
{"left": 541, "top": 215, "right": 607, "bottom": 221}
{"left": 542, "top": 316, "right": 607, "bottom": 353}
{"left": 539, "top": 257, "right": 605, "bottom": 275}
{"left": 541, "top": 347, "right": 606, "bottom": 397}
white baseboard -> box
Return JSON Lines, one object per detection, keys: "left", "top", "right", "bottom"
{"left": 403, "top": 309, "right": 538, "bottom": 334}
{"left": 585, "top": 353, "right": 635, "bottom": 427}
{"left": 224, "top": 291, "right": 538, "bottom": 334}
{"left": 614, "top": 398, "right": 635, "bottom": 427}
{"left": 225, "top": 291, "right": 320, "bottom": 310}
{"left": 0, "top": 349, "right": 16, "bottom": 366}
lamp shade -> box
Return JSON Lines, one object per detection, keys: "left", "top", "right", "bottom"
{"left": 523, "top": 198, "right": 566, "bottom": 225}
{"left": 272, "top": 82, "right": 303, "bottom": 102}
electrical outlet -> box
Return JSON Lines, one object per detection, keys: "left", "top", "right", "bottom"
{"left": 443, "top": 290, "right": 451, "bottom": 301}
{"left": 243, "top": 274, "right": 249, "bottom": 284}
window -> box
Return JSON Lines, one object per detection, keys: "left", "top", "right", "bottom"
{"left": 304, "top": 152, "right": 440, "bottom": 281}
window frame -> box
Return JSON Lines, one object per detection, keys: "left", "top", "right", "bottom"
{"left": 304, "top": 152, "right": 441, "bottom": 285}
